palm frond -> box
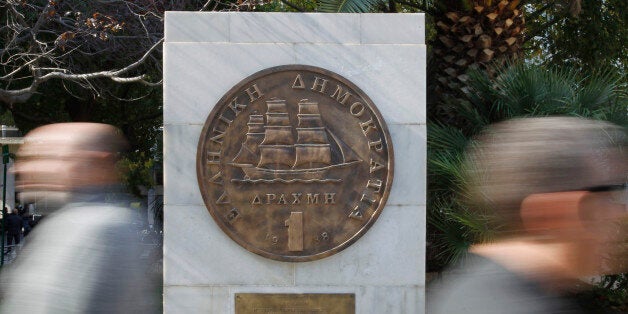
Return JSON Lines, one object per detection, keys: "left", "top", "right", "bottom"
{"left": 449, "top": 209, "right": 498, "bottom": 243}
{"left": 428, "top": 122, "right": 469, "bottom": 154}
{"left": 427, "top": 201, "right": 471, "bottom": 265}
{"left": 428, "top": 149, "right": 468, "bottom": 191}
{"left": 574, "top": 68, "right": 622, "bottom": 111}
{"left": 317, "top": 0, "right": 381, "bottom": 12}
{"left": 465, "top": 62, "right": 627, "bottom": 123}
{"left": 428, "top": 199, "right": 498, "bottom": 266}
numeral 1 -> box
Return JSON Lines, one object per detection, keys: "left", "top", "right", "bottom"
{"left": 285, "top": 212, "right": 303, "bottom": 251}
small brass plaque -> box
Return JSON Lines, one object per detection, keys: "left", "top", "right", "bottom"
{"left": 197, "top": 65, "right": 393, "bottom": 261}
{"left": 235, "top": 293, "right": 355, "bottom": 314}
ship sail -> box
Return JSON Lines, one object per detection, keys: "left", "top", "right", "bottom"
{"left": 297, "top": 102, "right": 320, "bottom": 114}
{"left": 294, "top": 145, "right": 332, "bottom": 168}
{"left": 257, "top": 99, "right": 296, "bottom": 169}
{"left": 293, "top": 100, "right": 331, "bottom": 169}
{"left": 327, "top": 129, "right": 360, "bottom": 164}
{"left": 258, "top": 145, "right": 295, "bottom": 169}
{"left": 266, "top": 115, "right": 290, "bottom": 126}
{"left": 233, "top": 114, "right": 264, "bottom": 165}
{"left": 297, "top": 116, "right": 324, "bottom": 128}
{"left": 261, "top": 126, "right": 293, "bottom": 145}
{"left": 266, "top": 100, "right": 288, "bottom": 113}
{"left": 296, "top": 128, "right": 328, "bottom": 144}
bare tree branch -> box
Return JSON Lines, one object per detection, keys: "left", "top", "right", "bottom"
{"left": 201, "top": 0, "right": 214, "bottom": 11}
{"left": 0, "top": 0, "right": 261, "bottom": 105}
{"left": 0, "top": 35, "right": 164, "bottom": 104}
{"left": 0, "top": 1, "right": 167, "bottom": 104}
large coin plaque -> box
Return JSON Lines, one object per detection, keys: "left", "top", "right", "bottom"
{"left": 197, "top": 65, "right": 393, "bottom": 262}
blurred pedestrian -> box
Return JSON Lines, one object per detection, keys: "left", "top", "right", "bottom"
{"left": 0, "top": 123, "right": 159, "bottom": 313}
{"left": 428, "top": 117, "right": 627, "bottom": 313}
{"left": 21, "top": 207, "right": 32, "bottom": 237}
{"left": 5, "top": 207, "right": 22, "bottom": 251}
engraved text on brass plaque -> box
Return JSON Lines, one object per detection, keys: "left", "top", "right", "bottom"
{"left": 235, "top": 293, "right": 355, "bottom": 314}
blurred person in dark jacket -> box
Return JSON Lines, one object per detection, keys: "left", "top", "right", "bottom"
{"left": 4, "top": 207, "right": 22, "bottom": 250}
{"left": 0, "top": 123, "right": 159, "bottom": 313}
{"left": 428, "top": 117, "right": 627, "bottom": 314}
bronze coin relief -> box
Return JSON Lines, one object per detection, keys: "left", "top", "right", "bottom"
{"left": 197, "top": 65, "right": 393, "bottom": 262}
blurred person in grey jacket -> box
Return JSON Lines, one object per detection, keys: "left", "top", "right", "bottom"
{"left": 0, "top": 123, "right": 159, "bottom": 313}
{"left": 428, "top": 117, "right": 627, "bottom": 313}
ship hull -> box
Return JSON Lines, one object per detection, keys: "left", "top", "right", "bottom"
{"left": 234, "top": 161, "right": 360, "bottom": 182}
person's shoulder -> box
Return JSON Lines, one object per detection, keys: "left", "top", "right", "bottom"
{"left": 52, "top": 202, "right": 135, "bottom": 226}
{"left": 427, "top": 253, "right": 584, "bottom": 314}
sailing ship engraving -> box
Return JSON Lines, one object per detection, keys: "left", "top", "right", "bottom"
{"left": 230, "top": 98, "right": 361, "bottom": 183}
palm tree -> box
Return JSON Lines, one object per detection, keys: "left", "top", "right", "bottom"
{"left": 428, "top": 0, "right": 526, "bottom": 129}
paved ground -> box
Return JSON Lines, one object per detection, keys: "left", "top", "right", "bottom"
{"left": 1, "top": 237, "right": 24, "bottom": 265}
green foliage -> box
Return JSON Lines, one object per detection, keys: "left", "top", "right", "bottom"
{"left": 575, "top": 274, "right": 628, "bottom": 312}
{"left": 0, "top": 110, "right": 15, "bottom": 126}
{"left": 255, "top": 0, "right": 307, "bottom": 11}
{"left": 317, "top": 0, "right": 382, "bottom": 12}
{"left": 118, "top": 153, "right": 156, "bottom": 197}
{"left": 525, "top": 0, "right": 628, "bottom": 73}
{"left": 461, "top": 62, "right": 627, "bottom": 129}
{"left": 427, "top": 199, "right": 497, "bottom": 268}
{"left": 427, "top": 123, "right": 469, "bottom": 197}
{"left": 427, "top": 121, "right": 497, "bottom": 270}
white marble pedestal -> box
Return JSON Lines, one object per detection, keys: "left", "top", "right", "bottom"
{"left": 163, "top": 12, "right": 426, "bottom": 313}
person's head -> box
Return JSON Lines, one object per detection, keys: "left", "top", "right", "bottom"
{"left": 464, "top": 117, "right": 627, "bottom": 274}
{"left": 465, "top": 117, "right": 626, "bottom": 227}
{"left": 14, "top": 123, "right": 128, "bottom": 206}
